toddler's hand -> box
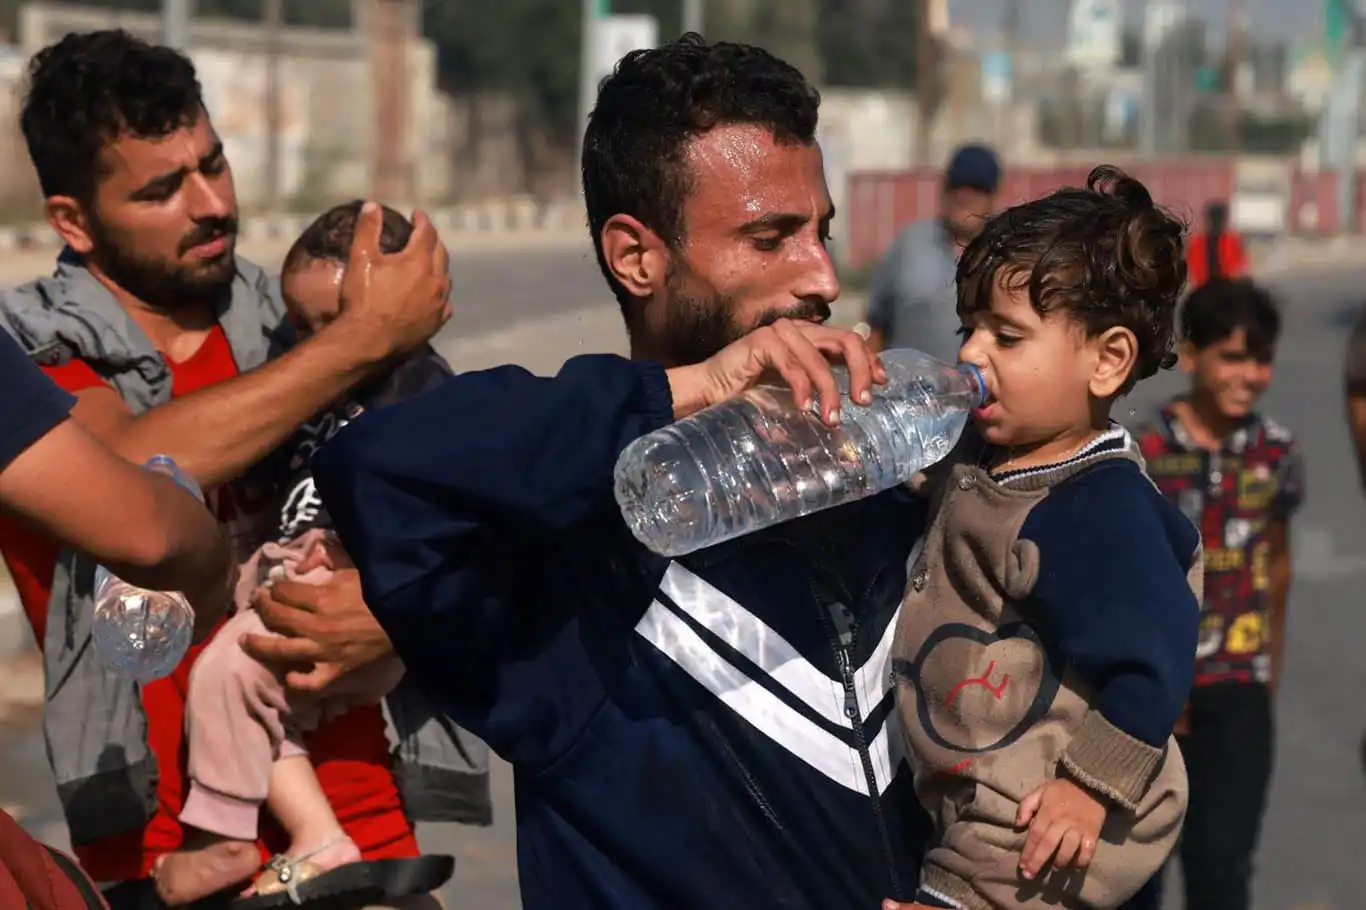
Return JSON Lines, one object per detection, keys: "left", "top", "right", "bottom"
{"left": 1016, "top": 778, "right": 1106, "bottom": 880}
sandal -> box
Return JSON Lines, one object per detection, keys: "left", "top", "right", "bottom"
{"left": 229, "top": 838, "right": 454, "bottom": 909}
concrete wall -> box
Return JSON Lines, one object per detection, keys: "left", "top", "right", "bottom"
{"left": 11, "top": 2, "right": 447, "bottom": 210}
{"left": 0, "top": 46, "right": 34, "bottom": 219}
{"left": 816, "top": 83, "right": 1045, "bottom": 264}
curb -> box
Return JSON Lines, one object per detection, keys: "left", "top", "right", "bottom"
{"left": 0, "top": 197, "right": 588, "bottom": 252}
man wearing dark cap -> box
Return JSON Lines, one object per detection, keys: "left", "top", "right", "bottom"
{"left": 864, "top": 143, "right": 1001, "bottom": 361}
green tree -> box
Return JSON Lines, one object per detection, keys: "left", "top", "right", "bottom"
{"left": 9, "top": 0, "right": 352, "bottom": 28}
{"left": 422, "top": 0, "right": 579, "bottom": 140}
{"left": 423, "top": 0, "right": 685, "bottom": 145}
{"left": 817, "top": 0, "right": 924, "bottom": 89}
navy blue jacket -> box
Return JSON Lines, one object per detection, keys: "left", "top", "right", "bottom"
{"left": 312, "top": 354, "right": 935, "bottom": 909}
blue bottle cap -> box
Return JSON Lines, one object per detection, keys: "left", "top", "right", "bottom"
{"left": 958, "top": 363, "right": 989, "bottom": 407}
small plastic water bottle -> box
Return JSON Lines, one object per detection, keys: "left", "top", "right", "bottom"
{"left": 91, "top": 456, "right": 203, "bottom": 683}
{"left": 614, "top": 348, "right": 988, "bottom": 557}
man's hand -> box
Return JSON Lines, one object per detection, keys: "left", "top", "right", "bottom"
{"left": 881, "top": 901, "right": 937, "bottom": 909}
{"left": 335, "top": 201, "right": 452, "bottom": 364}
{"left": 666, "top": 319, "right": 886, "bottom": 423}
{"left": 239, "top": 568, "right": 393, "bottom": 694}
{"left": 1016, "top": 778, "right": 1106, "bottom": 880}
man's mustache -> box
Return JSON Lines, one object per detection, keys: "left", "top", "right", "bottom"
{"left": 179, "top": 217, "right": 238, "bottom": 255}
{"left": 755, "top": 299, "right": 832, "bottom": 329}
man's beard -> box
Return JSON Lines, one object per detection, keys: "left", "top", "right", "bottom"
{"left": 660, "top": 265, "right": 832, "bottom": 366}
{"left": 945, "top": 215, "right": 984, "bottom": 246}
{"left": 90, "top": 215, "right": 238, "bottom": 311}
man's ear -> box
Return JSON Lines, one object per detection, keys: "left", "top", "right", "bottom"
{"left": 45, "top": 196, "right": 96, "bottom": 254}
{"left": 600, "top": 214, "right": 668, "bottom": 304}
{"left": 1090, "top": 326, "right": 1138, "bottom": 398}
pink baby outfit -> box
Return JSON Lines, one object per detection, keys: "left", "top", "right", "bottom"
{"left": 178, "top": 528, "right": 405, "bottom": 841}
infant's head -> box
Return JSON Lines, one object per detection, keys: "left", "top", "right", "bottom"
{"left": 281, "top": 200, "right": 413, "bottom": 336}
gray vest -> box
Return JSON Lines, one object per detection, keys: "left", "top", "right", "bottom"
{"left": 0, "top": 250, "right": 490, "bottom": 847}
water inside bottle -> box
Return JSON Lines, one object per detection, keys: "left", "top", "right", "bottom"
{"left": 616, "top": 350, "right": 981, "bottom": 556}
{"left": 91, "top": 580, "right": 194, "bottom": 683}
{"left": 618, "top": 381, "right": 968, "bottom": 556}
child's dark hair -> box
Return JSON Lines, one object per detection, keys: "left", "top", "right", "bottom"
{"left": 1180, "top": 277, "right": 1281, "bottom": 361}
{"left": 957, "top": 165, "right": 1187, "bottom": 391}
{"left": 283, "top": 200, "right": 412, "bottom": 273}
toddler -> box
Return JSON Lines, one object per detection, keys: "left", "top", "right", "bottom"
{"left": 893, "top": 166, "right": 1201, "bottom": 910}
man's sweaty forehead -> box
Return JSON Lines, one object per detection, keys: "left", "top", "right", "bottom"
{"left": 682, "top": 124, "right": 830, "bottom": 230}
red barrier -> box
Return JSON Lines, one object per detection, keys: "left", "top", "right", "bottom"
{"left": 845, "top": 159, "right": 1238, "bottom": 270}
{"left": 1281, "top": 168, "right": 1366, "bottom": 234}
{"left": 1286, "top": 169, "right": 1339, "bottom": 234}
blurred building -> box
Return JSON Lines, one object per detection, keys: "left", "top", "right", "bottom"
{"left": 2, "top": 1, "right": 446, "bottom": 211}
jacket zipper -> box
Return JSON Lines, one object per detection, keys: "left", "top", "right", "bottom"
{"left": 813, "top": 576, "right": 904, "bottom": 898}
{"left": 690, "top": 534, "right": 907, "bottom": 896}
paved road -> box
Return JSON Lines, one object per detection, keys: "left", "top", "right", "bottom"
{"left": 0, "top": 230, "right": 609, "bottom": 356}
{"left": 2, "top": 241, "right": 1366, "bottom": 910}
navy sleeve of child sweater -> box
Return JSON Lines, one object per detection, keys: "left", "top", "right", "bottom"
{"left": 1019, "top": 459, "right": 1201, "bottom": 748}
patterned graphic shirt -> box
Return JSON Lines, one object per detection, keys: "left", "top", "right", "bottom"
{"left": 1136, "top": 403, "right": 1305, "bottom": 686}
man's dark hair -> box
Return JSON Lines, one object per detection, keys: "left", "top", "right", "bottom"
{"left": 581, "top": 33, "right": 820, "bottom": 315}
{"left": 283, "top": 201, "right": 413, "bottom": 273}
{"left": 21, "top": 30, "right": 205, "bottom": 205}
{"left": 957, "top": 165, "right": 1187, "bottom": 393}
{"left": 1181, "top": 277, "right": 1282, "bottom": 361}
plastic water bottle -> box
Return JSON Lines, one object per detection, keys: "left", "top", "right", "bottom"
{"left": 614, "top": 348, "right": 988, "bottom": 557}
{"left": 91, "top": 456, "right": 203, "bottom": 683}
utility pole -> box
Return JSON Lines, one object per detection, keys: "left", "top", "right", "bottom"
{"left": 263, "top": 0, "right": 283, "bottom": 207}
{"left": 162, "top": 0, "right": 192, "bottom": 50}
{"left": 914, "top": 0, "right": 939, "bottom": 166}
{"left": 682, "top": 0, "right": 703, "bottom": 36}
{"left": 577, "top": 0, "right": 610, "bottom": 162}
{"left": 999, "top": 0, "right": 1019, "bottom": 154}
{"left": 1226, "top": 0, "right": 1245, "bottom": 152}
{"left": 1331, "top": 0, "right": 1366, "bottom": 232}
{"left": 369, "top": 0, "right": 417, "bottom": 202}
{"left": 1140, "top": 0, "right": 1181, "bottom": 156}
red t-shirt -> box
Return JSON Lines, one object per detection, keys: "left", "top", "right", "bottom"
{"left": 0, "top": 325, "right": 417, "bottom": 881}
{"left": 1185, "top": 232, "right": 1249, "bottom": 289}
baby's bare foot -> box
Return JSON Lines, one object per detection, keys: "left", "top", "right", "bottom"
{"left": 153, "top": 834, "right": 260, "bottom": 906}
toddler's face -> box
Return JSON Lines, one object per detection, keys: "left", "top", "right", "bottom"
{"left": 956, "top": 281, "right": 1108, "bottom": 450}
{"left": 281, "top": 257, "right": 345, "bottom": 337}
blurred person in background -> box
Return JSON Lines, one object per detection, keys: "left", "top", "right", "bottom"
{"left": 864, "top": 143, "right": 1001, "bottom": 362}
{"left": 1185, "top": 200, "right": 1249, "bottom": 291}
{"left": 1135, "top": 278, "right": 1301, "bottom": 910}
{"left": 1343, "top": 302, "right": 1366, "bottom": 778}
{"left": 1345, "top": 301, "right": 1366, "bottom": 494}
{"left": 0, "top": 29, "right": 454, "bottom": 909}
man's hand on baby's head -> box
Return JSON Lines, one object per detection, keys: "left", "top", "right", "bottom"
{"left": 335, "top": 201, "right": 452, "bottom": 363}
{"left": 1016, "top": 778, "right": 1106, "bottom": 881}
